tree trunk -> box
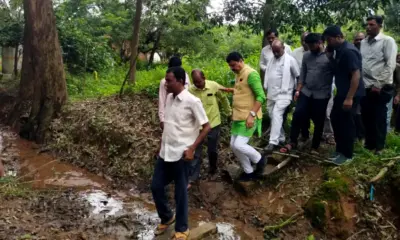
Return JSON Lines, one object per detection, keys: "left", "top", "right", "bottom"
{"left": 8, "top": 0, "right": 67, "bottom": 144}
{"left": 147, "top": 29, "right": 162, "bottom": 69}
{"left": 13, "top": 44, "right": 19, "bottom": 77}
{"left": 262, "top": 0, "right": 274, "bottom": 48}
{"left": 260, "top": 0, "right": 273, "bottom": 81}
{"left": 128, "top": 0, "right": 143, "bottom": 85}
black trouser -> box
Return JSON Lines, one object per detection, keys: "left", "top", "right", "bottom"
{"left": 151, "top": 158, "right": 189, "bottom": 232}
{"left": 395, "top": 103, "right": 400, "bottom": 133}
{"left": 331, "top": 96, "right": 360, "bottom": 158}
{"left": 190, "top": 126, "right": 220, "bottom": 181}
{"left": 354, "top": 103, "right": 365, "bottom": 140}
{"left": 290, "top": 92, "right": 330, "bottom": 149}
{"left": 283, "top": 90, "right": 310, "bottom": 139}
{"left": 361, "top": 86, "right": 394, "bottom": 151}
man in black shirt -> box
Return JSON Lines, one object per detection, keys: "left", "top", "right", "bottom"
{"left": 323, "top": 26, "right": 365, "bottom": 165}
{"left": 280, "top": 33, "right": 334, "bottom": 154}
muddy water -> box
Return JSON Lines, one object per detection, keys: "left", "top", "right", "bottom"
{"left": 0, "top": 127, "right": 253, "bottom": 239}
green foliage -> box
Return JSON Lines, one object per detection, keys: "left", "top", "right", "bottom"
{"left": 0, "top": 0, "right": 23, "bottom": 47}
{"left": 385, "top": 2, "right": 400, "bottom": 34}
{"left": 223, "top": 0, "right": 391, "bottom": 36}
{"left": 55, "top": 0, "right": 124, "bottom": 73}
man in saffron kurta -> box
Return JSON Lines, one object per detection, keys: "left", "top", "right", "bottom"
{"left": 226, "top": 52, "right": 267, "bottom": 182}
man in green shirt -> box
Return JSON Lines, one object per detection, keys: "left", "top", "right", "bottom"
{"left": 227, "top": 52, "right": 267, "bottom": 181}
{"left": 189, "top": 69, "right": 232, "bottom": 181}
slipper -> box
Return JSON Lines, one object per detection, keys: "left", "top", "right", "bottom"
{"left": 279, "top": 143, "right": 296, "bottom": 153}
{"left": 172, "top": 230, "right": 190, "bottom": 240}
{"left": 155, "top": 215, "right": 176, "bottom": 236}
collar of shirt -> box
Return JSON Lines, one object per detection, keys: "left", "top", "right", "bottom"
{"left": 335, "top": 41, "right": 348, "bottom": 52}
{"left": 174, "top": 89, "right": 189, "bottom": 101}
{"left": 192, "top": 81, "right": 210, "bottom": 91}
{"left": 365, "top": 32, "right": 384, "bottom": 43}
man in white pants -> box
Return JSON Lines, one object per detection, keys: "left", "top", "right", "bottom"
{"left": 227, "top": 52, "right": 267, "bottom": 181}
{"left": 264, "top": 40, "right": 300, "bottom": 152}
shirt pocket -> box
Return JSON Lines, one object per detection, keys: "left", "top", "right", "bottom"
{"left": 206, "top": 93, "right": 215, "bottom": 105}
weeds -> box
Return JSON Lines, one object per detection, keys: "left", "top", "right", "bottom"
{"left": 0, "top": 176, "right": 33, "bottom": 198}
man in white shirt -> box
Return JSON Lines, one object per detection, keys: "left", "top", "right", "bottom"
{"left": 158, "top": 57, "right": 190, "bottom": 130}
{"left": 360, "top": 15, "right": 398, "bottom": 154}
{"left": 151, "top": 67, "right": 211, "bottom": 239}
{"left": 260, "top": 29, "right": 292, "bottom": 76}
{"left": 264, "top": 40, "right": 300, "bottom": 152}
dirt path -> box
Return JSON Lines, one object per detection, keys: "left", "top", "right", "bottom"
{"left": 0, "top": 126, "right": 262, "bottom": 239}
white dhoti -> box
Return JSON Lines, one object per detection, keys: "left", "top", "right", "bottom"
{"left": 267, "top": 99, "right": 291, "bottom": 145}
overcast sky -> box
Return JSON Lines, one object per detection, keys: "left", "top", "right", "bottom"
{"left": 208, "top": 0, "right": 224, "bottom": 13}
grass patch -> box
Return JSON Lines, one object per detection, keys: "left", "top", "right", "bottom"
{"left": 0, "top": 176, "right": 34, "bottom": 198}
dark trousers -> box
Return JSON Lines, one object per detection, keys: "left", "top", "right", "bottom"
{"left": 190, "top": 126, "right": 220, "bottom": 181}
{"left": 395, "top": 103, "right": 400, "bottom": 133}
{"left": 361, "top": 87, "right": 394, "bottom": 151}
{"left": 151, "top": 157, "right": 189, "bottom": 232}
{"left": 283, "top": 90, "right": 310, "bottom": 139}
{"left": 290, "top": 92, "right": 329, "bottom": 149}
{"left": 354, "top": 115, "right": 365, "bottom": 141}
{"left": 331, "top": 96, "right": 360, "bottom": 158}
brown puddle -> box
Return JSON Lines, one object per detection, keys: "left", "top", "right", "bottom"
{"left": 16, "top": 138, "right": 108, "bottom": 190}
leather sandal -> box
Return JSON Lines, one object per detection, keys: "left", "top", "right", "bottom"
{"left": 155, "top": 215, "right": 175, "bottom": 236}
{"left": 279, "top": 143, "right": 296, "bottom": 153}
{"left": 172, "top": 230, "right": 190, "bottom": 240}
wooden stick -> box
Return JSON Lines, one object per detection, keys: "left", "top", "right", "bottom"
{"left": 381, "top": 156, "right": 400, "bottom": 161}
{"left": 264, "top": 211, "right": 303, "bottom": 232}
{"left": 272, "top": 151, "right": 300, "bottom": 158}
{"left": 346, "top": 229, "right": 367, "bottom": 240}
{"left": 369, "top": 160, "right": 396, "bottom": 183}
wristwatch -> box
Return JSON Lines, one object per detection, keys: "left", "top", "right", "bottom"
{"left": 250, "top": 111, "right": 256, "bottom": 117}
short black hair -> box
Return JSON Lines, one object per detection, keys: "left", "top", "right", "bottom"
{"left": 267, "top": 28, "right": 279, "bottom": 37}
{"left": 226, "top": 52, "right": 243, "bottom": 63}
{"left": 323, "top": 25, "right": 343, "bottom": 38}
{"left": 168, "top": 56, "right": 182, "bottom": 68}
{"left": 166, "top": 66, "right": 186, "bottom": 85}
{"left": 366, "top": 15, "right": 384, "bottom": 26}
{"left": 305, "top": 33, "right": 322, "bottom": 44}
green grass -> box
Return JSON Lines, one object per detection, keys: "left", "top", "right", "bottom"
{"left": 0, "top": 176, "right": 33, "bottom": 198}
{"left": 66, "top": 53, "right": 261, "bottom": 100}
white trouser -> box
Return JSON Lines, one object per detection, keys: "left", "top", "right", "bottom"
{"left": 324, "top": 90, "right": 335, "bottom": 135}
{"left": 267, "top": 99, "right": 291, "bottom": 145}
{"left": 230, "top": 135, "right": 261, "bottom": 174}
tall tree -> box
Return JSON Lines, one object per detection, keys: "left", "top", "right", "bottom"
{"left": 128, "top": 0, "right": 143, "bottom": 84}
{"left": 9, "top": 0, "right": 67, "bottom": 143}
{"left": 224, "top": 0, "right": 392, "bottom": 47}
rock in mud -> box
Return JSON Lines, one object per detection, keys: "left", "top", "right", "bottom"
{"left": 190, "top": 223, "right": 217, "bottom": 240}
{"left": 304, "top": 170, "right": 356, "bottom": 239}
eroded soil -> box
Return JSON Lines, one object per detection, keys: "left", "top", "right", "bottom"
{"left": 0, "top": 94, "right": 399, "bottom": 240}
